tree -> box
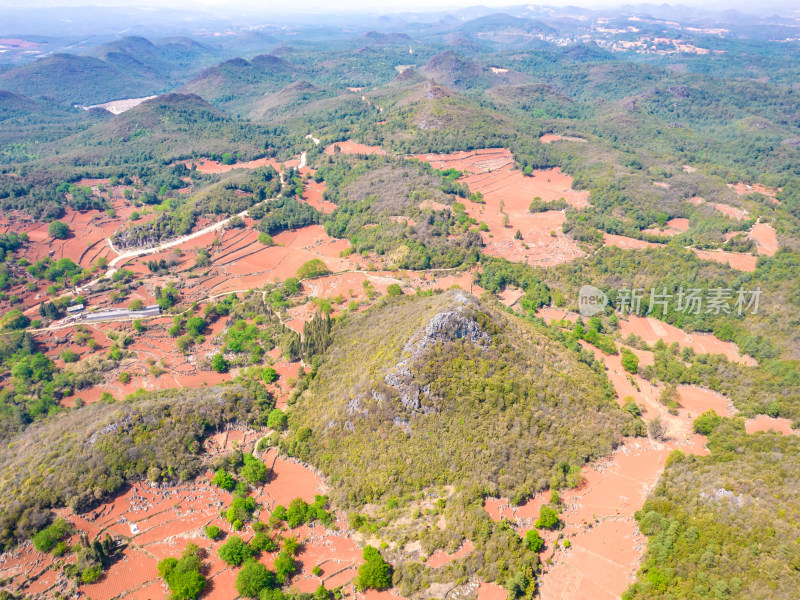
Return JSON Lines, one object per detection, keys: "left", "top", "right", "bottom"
{"left": 128, "top": 299, "right": 145, "bottom": 311}
{"left": 211, "top": 353, "right": 229, "bottom": 373}
{"left": 32, "top": 518, "right": 71, "bottom": 552}
{"left": 535, "top": 505, "right": 560, "bottom": 529}
{"left": 525, "top": 529, "right": 544, "bottom": 552}
{"left": 296, "top": 259, "right": 330, "bottom": 280}
{"left": 212, "top": 469, "right": 235, "bottom": 490}
{"left": 242, "top": 455, "right": 268, "bottom": 484}
{"left": 158, "top": 544, "right": 206, "bottom": 600}
{"left": 186, "top": 317, "right": 207, "bottom": 337}
{"left": 262, "top": 367, "right": 278, "bottom": 384}
{"left": 236, "top": 560, "right": 276, "bottom": 598}
{"left": 267, "top": 409, "right": 288, "bottom": 430}
{"left": 218, "top": 535, "right": 253, "bottom": 566}
{"left": 48, "top": 221, "right": 69, "bottom": 239}
{"left": 286, "top": 498, "right": 309, "bottom": 528}
{"left": 258, "top": 233, "right": 274, "bottom": 246}
{"left": 356, "top": 546, "right": 392, "bottom": 591}
{"left": 274, "top": 549, "right": 296, "bottom": 584}
{"left": 621, "top": 349, "right": 639, "bottom": 374}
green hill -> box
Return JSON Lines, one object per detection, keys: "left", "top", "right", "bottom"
{"left": 0, "top": 36, "right": 222, "bottom": 105}
{"left": 180, "top": 54, "right": 300, "bottom": 115}
{"left": 289, "top": 290, "right": 632, "bottom": 506}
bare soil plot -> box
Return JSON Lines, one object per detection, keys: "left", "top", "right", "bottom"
{"left": 747, "top": 222, "right": 778, "bottom": 256}
{"left": 691, "top": 248, "right": 757, "bottom": 272}
{"left": 618, "top": 315, "right": 756, "bottom": 366}
{"left": 603, "top": 233, "right": 659, "bottom": 249}
{"left": 539, "top": 135, "right": 587, "bottom": 144}
{"left": 729, "top": 182, "right": 780, "bottom": 201}
{"left": 713, "top": 203, "right": 748, "bottom": 220}
{"left": 744, "top": 415, "right": 797, "bottom": 435}
{"left": 425, "top": 540, "right": 476, "bottom": 568}
{"left": 323, "top": 141, "right": 387, "bottom": 155}
{"left": 187, "top": 157, "right": 282, "bottom": 174}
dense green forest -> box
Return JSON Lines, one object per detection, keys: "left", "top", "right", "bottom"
{"left": 625, "top": 420, "right": 800, "bottom": 600}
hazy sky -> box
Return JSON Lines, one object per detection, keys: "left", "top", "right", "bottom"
{"left": 5, "top": 0, "right": 798, "bottom": 15}
{"left": 6, "top": 0, "right": 782, "bottom": 11}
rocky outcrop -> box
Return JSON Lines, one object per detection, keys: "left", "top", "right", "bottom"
{"left": 384, "top": 292, "right": 491, "bottom": 411}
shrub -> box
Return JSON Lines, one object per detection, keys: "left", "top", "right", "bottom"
{"left": 128, "top": 299, "right": 145, "bottom": 311}
{"left": 535, "top": 505, "right": 560, "bottom": 529}
{"left": 258, "top": 233, "right": 274, "bottom": 246}
{"left": 525, "top": 529, "right": 544, "bottom": 552}
{"left": 211, "top": 353, "right": 229, "bottom": 373}
{"left": 205, "top": 525, "right": 221, "bottom": 540}
{"left": 212, "top": 469, "right": 236, "bottom": 490}
{"left": 118, "top": 371, "right": 131, "bottom": 384}
{"left": 218, "top": 535, "right": 253, "bottom": 566}
{"left": 387, "top": 283, "right": 403, "bottom": 296}
{"left": 48, "top": 221, "right": 69, "bottom": 239}
{"left": 236, "top": 560, "right": 276, "bottom": 598}
{"left": 355, "top": 546, "right": 392, "bottom": 591}
{"left": 312, "top": 565, "right": 323, "bottom": 577}
{"left": 61, "top": 349, "right": 79, "bottom": 363}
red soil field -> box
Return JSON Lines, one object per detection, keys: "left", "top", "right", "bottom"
{"left": 744, "top": 415, "right": 797, "bottom": 435}
{"left": 323, "top": 141, "right": 387, "bottom": 155}
{"left": 475, "top": 582, "right": 508, "bottom": 600}
{"left": 729, "top": 182, "right": 780, "bottom": 200}
{"left": 747, "top": 222, "right": 778, "bottom": 256}
{"left": 713, "top": 203, "right": 748, "bottom": 220}
{"left": 530, "top": 338, "right": 718, "bottom": 600}
{"left": 676, "top": 385, "right": 732, "bottom": 418}
{"left": 641, "top": 217, "right": 689, "bottom": 237}
{"left": 425, "top": 540, "right": 476, "bottom": 568}
{"left": 618, "top": 315, "right": 756, "bottom": 366}
{"left": 603, "top": 233, "right": 659, "bottom": 249}
{"left": 539, "top": 134, "right": 587, "bottom": 144}
{"left": 301, "top": 179, "right": 337, "bottom": 213}
{"left": 667, "top": 217, "right": 690, "bottom": 231}
{"left": 2, "top": 427, "right": 388, "bottom": 600}
{"left": 691, "top": 248, "right": 757, "bottom": 272}
{"left": 187, "top": 157, "right": 282, "bottom": 174}
{"left": 496, "top": 287, "right": 525, "bottom": 308}
{"left": 688, "top": 196, "right": 705, "bottom": 206}
{"left": 408, "top": 149, "right": 588, "bottom": 266}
